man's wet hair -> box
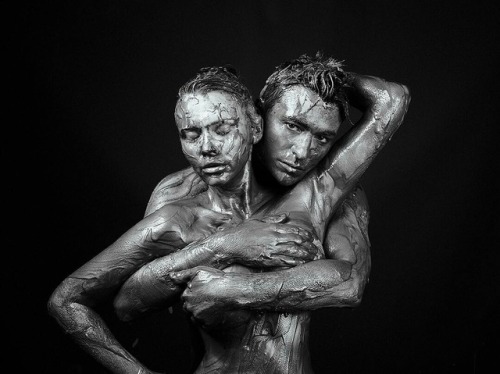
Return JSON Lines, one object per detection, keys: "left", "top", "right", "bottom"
{"left": 178, "top": 65, "right": 254, "bottom": 107}
{"left": 258, "top": 52, "right": 351, "bottom": 121}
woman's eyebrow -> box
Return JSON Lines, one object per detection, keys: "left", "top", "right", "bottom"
{"left": 209, "top": 117, "right": 239, "bottom": 127}
{"left": 180, "top": 127, "right": 202, "bottom": 137}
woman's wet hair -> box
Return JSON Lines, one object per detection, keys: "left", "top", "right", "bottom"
{"left": 178, "top": 65, "right": 254, "bottom": 107}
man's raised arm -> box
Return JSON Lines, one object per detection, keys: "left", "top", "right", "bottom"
{"left": 269, "top": 73, "right": 409, "bottom": 242}
{"left": 316, "top": 73, "right": 410, "bottom": 213}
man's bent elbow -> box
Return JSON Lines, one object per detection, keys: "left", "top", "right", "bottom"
{"left": 342, "top": 275, "right": 366, "bottom": 307}
{"left": 348, "top": 284, "right": 364, "bottom": 307}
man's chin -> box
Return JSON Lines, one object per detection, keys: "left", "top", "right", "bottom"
{"left": 272, "top": 169, "right": 301, "bottom": 186}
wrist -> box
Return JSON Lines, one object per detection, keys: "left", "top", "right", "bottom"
{"left": 345, "top": 73, "right": 383, "bottom": 111}
{"left": 197, "top": 234, "right": 232, "bottom": 268}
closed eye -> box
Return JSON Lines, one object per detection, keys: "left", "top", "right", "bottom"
{"left": 215, "top": 123, "right": 233, "bottom": 135}
{"left": 213, "top": 119, "right": 238, "bottom": 136}
{"left": 181, "top": 128, "right": 201, "bottom": 141}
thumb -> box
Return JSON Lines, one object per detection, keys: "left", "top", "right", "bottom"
{"left": 170, "top": 268, "right": 199, "bottom": 284}
{"left": 261, "top": 213, "right": 289, "bottom": 224}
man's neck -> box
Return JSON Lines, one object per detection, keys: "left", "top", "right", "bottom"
{"left": 252, "top": 152, "right": 290, "bottom": 195}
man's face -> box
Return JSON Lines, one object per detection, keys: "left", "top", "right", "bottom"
{"left": 259, "top": 85, "right": 342, "bottom": 186}
{"left": 175, "top": 91, "right": 258, "bottom": 187}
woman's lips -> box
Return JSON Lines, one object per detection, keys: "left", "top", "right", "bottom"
{"left": 202, "top": 164, "right": 227, "bottom": 174}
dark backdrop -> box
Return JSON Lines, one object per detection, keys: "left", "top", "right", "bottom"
{"left": 10, "top": 1, "right": 498, "bottom": 373}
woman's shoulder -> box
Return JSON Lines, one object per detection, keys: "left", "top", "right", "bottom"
{"left": 145, "top": 167, "right": 208, "bottom": 216}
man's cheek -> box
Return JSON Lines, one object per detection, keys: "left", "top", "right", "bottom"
{"left": 305, "top": 151, "right": 326, "bottom": 171}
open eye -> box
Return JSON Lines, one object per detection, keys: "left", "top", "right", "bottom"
{"left": 286, "top": 123, "right": 302, "bottom": 132}
{"left": 315, "top": 135, "right": 329, "bottom": 144}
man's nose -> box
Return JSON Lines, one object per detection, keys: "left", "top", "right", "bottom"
{"left": 291, "top": 133, "right": 312, "bottom": 162}
{"left": 201, "top": 132, "right": 218, "bottom": 157}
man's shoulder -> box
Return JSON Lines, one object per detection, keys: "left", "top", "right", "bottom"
{"left": 145, "top": 167, "right": 208, "bottom": 216}
{"left": 326, "top": 184, "right": 370, "bottom": 238}
{"left": 342, "top": 184, "right": 369, "bottom": 217}
{"left": 323, "top": 183, "right": 371, "bottom": 260}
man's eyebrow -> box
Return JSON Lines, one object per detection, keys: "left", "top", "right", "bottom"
{"left": 283, "top": 116, "right": 337, "bottom": 137}
{"left": 316, "top": 129, "right": 337, "bottom": 138}
{"left": 283, "top": 116, "right": 310, "bottom": 128}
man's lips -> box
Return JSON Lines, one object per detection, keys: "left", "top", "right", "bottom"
{"left": 202, "top": 163, "right": 227, "bottom": 174}
{"left": 277, "top": 160, "right": 303, "bottom": 174}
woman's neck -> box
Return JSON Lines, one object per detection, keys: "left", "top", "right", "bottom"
{"left": 206, "top": 160, "right": 272, "bottom": 219}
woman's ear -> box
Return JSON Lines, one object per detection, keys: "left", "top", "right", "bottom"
{"left": 252, "top": 115, "right": 263, "bottom": 144}
{"left": 247, "top": 104, "right": 263, "bottom": 144}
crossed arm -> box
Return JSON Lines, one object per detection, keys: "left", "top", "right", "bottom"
{"left": 115, "top": 183, "right": 370, "bottom": 326}
{"left": 171, "top": 185, "right": 371, "bottom": 326}
{"left": 114, "top": 212, "right": 319, "bottom": 321}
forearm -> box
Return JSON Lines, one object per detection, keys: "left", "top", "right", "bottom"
{"left": 115, "top": 239, "right": 228, "bottom": 321}
{"left": 223, "top": 259, "right": 365, "bottom": 312}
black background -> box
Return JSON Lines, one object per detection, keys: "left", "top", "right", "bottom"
{"left": 9, "top": 1, "right": 499, "bottom": 373}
